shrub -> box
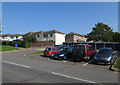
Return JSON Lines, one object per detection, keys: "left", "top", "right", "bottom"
{"left": 23, "top": 35, "right": 36, "bottom": 42}
{"left": 6, "top": 41, "right": 10, "bottom": 45}
{"left": 2, "top": 41, "right": 30, "bottom": 48}
{"left": 24, "top": 42, "right": 30, "bottom": 48}
{"left": 2, "top": 41, "right": 9, "bottom": 45}
{"left": 8, "top": 41, "right": 14, "bottom": 46}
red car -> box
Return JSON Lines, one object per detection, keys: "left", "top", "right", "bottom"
{"left": 43, "top": 47, "right": 59, "bottom": 57}
{"left": 72, "top": 44, "right": 96, "bottom": 60}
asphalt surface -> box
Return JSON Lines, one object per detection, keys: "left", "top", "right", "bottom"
{"left": 2, "top": 48, "right": 119, "bottom": 84}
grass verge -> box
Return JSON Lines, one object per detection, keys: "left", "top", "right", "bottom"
{"left": 113, "top": 58, "right": 120, "bottom": 71}
{"left": 114, "top": 59, "right": 120, "bottom": 69}
{"left": 25, "top": 51, "right": 43, "bottom": 56}
{"left": 0, "top": 45, "right": 19, "bottom": 52}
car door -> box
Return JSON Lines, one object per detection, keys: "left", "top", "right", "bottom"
{"left": 52, "top": 48, "right": 56, "bottom": 54}
{"left": 56, "top": 48, "right": 59, "bottom": 53}
{"left": 86, "top": 46, "right": 96, "bottom": 57}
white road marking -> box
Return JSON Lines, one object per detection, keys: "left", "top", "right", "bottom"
{"left": 3, "top": 61, "right": 30, "bottom": 68}
{"left": 51, "top": 72, "right": 96, "bottom": 83}
{"left": 63, "top": 61, "right": 67, "bottom": 62}
{"left": 82, "top": 59, "right": 93, "bottom": 67}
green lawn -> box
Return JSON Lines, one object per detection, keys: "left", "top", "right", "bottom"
{"left": 0, "top": 45, "right": 19, "bottom": 52}
{"left": 114, "top": 59, "right": 120, "bottom": 70}
{"left": 25, "top": 51, "right": 43, "bottom": 56}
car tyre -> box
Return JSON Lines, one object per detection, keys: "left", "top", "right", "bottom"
{"left": 51, "top": 54, "right": 54, "bottom": 57}
{"left": 64, "top": 56, "right": 67, "bottom": 60}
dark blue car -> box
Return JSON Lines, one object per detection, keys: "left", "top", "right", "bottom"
{"left": 51, "top": 47, "right": 73, "bottom": 60}
{"left": 93, "top": 48, "right": 116, "bottom": 64}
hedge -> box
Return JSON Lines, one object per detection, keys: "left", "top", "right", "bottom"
{"left": 2, "top": 41, "right": 30, "bottom": 48}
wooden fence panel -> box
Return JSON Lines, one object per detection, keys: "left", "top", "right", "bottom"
{"left": 30, "top": 41, "right": 55, "bottom": 48}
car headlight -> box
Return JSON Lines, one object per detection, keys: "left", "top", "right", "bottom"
{"left": 59, "top": 54, "right": 64, "bottom": 57}
{"left": 106, "top": 57, "right": 111, "bottom": 61}
{"left": 94, "top": 56, "right": 97, "bottom": 59}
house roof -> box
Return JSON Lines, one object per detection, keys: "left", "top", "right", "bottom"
{"left": 1, "top": 34, "right": 22, "bottom": 37}
{"left": 24, "top": 30, "right": 65, "bottom": 36}
{"left": 43, "top": 30, "right": 65, "bottom": 35}
{"left": 66, "top": 32, "right": 85, "bottom": 37}
{"left": 24, "top": 32, "right": 35, "bottom": 36}
{"left": 34, "top": 31, "right": 44, "bottom": 35}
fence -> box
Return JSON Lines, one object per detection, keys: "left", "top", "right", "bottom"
{"left": 63, "top": 42, "right": 120, "bottom": 51}
{"left": 30, "top": 41, "right": 55, "bottom": 48}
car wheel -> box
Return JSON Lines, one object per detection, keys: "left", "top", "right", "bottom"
{"left": 50, "top": 56, "right": 53, "bottom": 59}
{"left": 51, "top": 54, "right": 54, "bottom": 57}
{"left": 91, "top": 59, "right": 95, "bottom": 64}
{"left": 64, "top": 56, "right": 67, "bottom": 60}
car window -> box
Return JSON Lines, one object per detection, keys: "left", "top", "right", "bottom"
{"left": 80, "top": 46, "right": 85, "bottom": 51}
{"left": 87, "top": 46, "right": 94, "bottom": 52}
{"left": 74, "top": 46, "right": 84, "bottom": 53}
{"left": 77, "top": 46, "right": 79, "bottom": 50}
{"left": 45, "top": 48, "right": 51, "bottom": 51}
{"left": 52, "top": 48, "right": 55, "bottom": 51}
{"left": 69, "top": 47, "right": 73, "bottom": 51}
{"left": 74, "top": 46, "right": 78, "bottom": 53}
{"left": 90, "top": 46, "right": 94, "bottom": 50}
{"left": 56, "top": 48, "right": 59, "bottom": 51}
{"left": 87, "top": 47, "right": 90, "bottom": 52}
{"left": 98, "top": 49, "right": 113, "bottom": 54}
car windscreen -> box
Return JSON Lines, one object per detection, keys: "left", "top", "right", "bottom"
{"left": 98, "top": 49, "right": 113, "bottom": 54}
{"left": 74, "top": 46, "right": 85, "bottom": 53}
{"left": 52, "top": 45, "right": 60, "bottom": 47}
{"left": 45, "top": 48, "right": 51, "bottom": 51}
{"left": 59, "top": 46, "right": 65, "bottom": 49}
{"left": 68, "top": 47, "right": 73, "bottom": 51}
{"left": 59, "top": 48, "right": 69, "bottom": 52}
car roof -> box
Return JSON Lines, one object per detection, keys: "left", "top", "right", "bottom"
{"left": 48, "top": 47, "right": 58, "bottom": 48}
{"left": 63, "top": 47, "right": 70, "bottom": 49}
{"left": 75, "top": 44, "right": 91, "bottom": 46}
{"left": 100, "top": 48, "right": 112, "bottom": 50}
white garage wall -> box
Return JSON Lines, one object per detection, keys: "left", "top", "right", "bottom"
{"left": 55, "top": 33, "right": 66, "bottom": 45}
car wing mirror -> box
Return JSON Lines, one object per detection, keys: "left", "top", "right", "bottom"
{"left": 95, "top": 51, "right": 97, "bottom": 54}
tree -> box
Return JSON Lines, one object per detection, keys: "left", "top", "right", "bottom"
{"left": 113, "top": 32, "right": 120, "bottom": 42}
{"left": 87, "top": 22, "right": 113, "bottom": 42}
{"left": 23, "top": 35, "right": 36, "bottom": 43}
{"left": 0, "top": 24, "right": 2, "bottom": 33}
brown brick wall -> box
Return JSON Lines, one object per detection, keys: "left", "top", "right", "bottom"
{"left": 65, "top": 35, "right": 74, "bottom": 42}
{"left": 30, "top": 41, "right": 55, "bottom": 47}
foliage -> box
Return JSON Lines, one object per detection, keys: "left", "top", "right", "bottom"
{"left": 23, "top": 35, "right": 36, "bottom": 43}
{"left": 24, "top": 42, "right": 30, "bottom": 48}
{"left": 2, "top": 41, "right": 30, "bottom": 48}
{"left": 0, "top": 24, "right": 2, "bottom": 33}
{"left": 87, "top": 22, "right": 113, "bottom": 42}
{"left": 113, "top": 32, "right": 120, "bottom": 42}
{"left": 114, "top": 59, "right": 120, "bottom": 69}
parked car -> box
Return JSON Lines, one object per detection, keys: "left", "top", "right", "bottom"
{"left": 51, "top": 47, "right": 73, "bottom": 60}
{"left": 43, "top": 47, "right": 59, "bottom": 57}
{"left": 93, "top": 48, "right": 116, "bottom": 64}
{"left": 69, "top": 45, "right": 75, "bottom": 47}
{"left": 72, "top": 44, "right": 96, "bottom": 60}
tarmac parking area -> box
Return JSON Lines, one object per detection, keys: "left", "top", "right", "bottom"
{"left": 2, "top": 48, "right": 118, "bottom": 83}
